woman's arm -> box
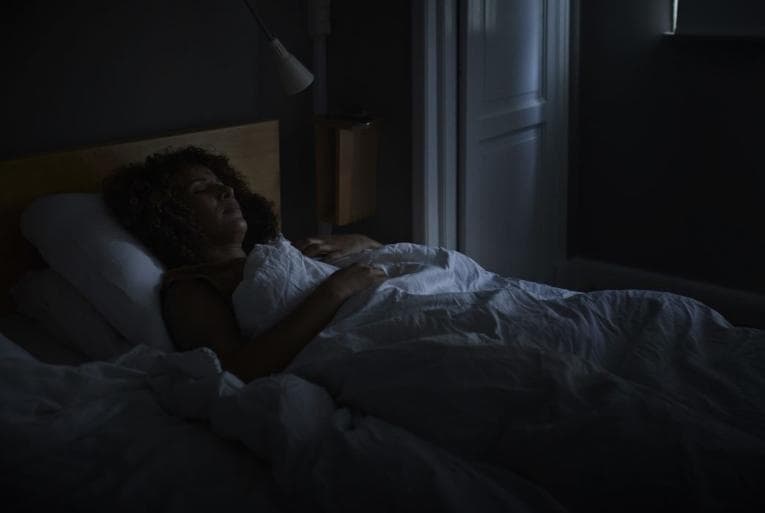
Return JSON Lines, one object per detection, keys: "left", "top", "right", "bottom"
{"left": 162, "top": 264, "right": 385, "bottom": 382}
{"left": 293, "top": 234, "right": 382, "bottom": 262}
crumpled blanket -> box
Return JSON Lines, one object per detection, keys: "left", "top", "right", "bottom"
{"left": 230, "top": 242, "right": 765, "bottom": 511}
{"left": 0, "top": 335, "right": 563, "bottom": 513}
{"left": 4, "top": 241, "right": 765, "bottom": 511}
{"left": 142, "top": 346, "right": 565, "bottom": 513}
{"left": 0, "top": 339, "right": 274, "bottom": 513}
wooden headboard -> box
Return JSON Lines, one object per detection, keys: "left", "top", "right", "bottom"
{"left": 0, "top": 120, "right": 280, "bottom": 313}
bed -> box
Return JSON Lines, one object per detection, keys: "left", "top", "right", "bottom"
{"left": 0, "top": 121, "right": 284, "bottom": 511}
{"left": 2, "top": 120, "right": 765, "bottom": 513}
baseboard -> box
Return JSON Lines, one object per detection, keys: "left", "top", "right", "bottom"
{"left": 555, "top": 257, "right": 765, "bottom": 329}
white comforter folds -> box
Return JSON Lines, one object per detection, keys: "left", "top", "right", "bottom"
{"left": 2, "top": 242, "right": 765, "bottom": 512}
{"left": 232, "top": 242, "right": 765, "bottom": 511}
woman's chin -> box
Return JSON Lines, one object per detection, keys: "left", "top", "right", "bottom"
{"left": 233, "top": 219, "right": 249, "bottom": 240}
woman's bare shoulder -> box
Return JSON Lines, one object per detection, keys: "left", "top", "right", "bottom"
{"left": 161, "top": 267, "right": 244, "bottom": 353}
{"left": 162, "top": 258, "right": 246, "bottom": 299}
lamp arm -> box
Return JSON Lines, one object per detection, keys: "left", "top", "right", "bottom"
{"left": 241, "top": 0, "right": 276, "bottom": 41}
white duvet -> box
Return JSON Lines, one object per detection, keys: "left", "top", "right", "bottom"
{"left": 3, "top": 242, "right": 765, "bottom": 512}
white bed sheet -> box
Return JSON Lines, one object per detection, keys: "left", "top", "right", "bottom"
{"left": 2, "top": 242, "right": 765, "bottom": 512}
{"left": 233, "top": 242, "right": 765, "bottom": 511}
{"left": 0, "top": 334, "right": 282, "bottom": 513}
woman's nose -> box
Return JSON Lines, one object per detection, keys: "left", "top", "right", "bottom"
{"left": 218, "top": 184, "right": 234, "bottom": 199}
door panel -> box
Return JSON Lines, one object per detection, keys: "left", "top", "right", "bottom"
{"left": 469, "top": 128, "right": 542, "bottom": 275}
{"left": 483, "top": 0, "right": 544, "bottom": 105}
{"left": 460, "top": 0, "right": 567, "bottom": 282}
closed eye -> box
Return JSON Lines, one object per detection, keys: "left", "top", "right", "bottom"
{"left": 189, "top": 179, "right": 223, "bottom": 194}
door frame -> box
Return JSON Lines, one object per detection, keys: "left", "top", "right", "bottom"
{"left": 411, "top": 0, "right": 458, "bottom": 249}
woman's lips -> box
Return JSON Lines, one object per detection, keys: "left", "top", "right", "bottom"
{"left": 221, "top": 203, "right": 242, "bottom": 216}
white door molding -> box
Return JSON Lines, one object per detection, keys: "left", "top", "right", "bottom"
{"left": 411, "top": 0, "right": 458, "bottom": 249}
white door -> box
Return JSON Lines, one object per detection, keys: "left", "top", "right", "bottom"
{"left": 459, "top": 0, "right": 569, "bottom": 283}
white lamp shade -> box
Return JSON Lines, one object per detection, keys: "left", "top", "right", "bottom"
{"left": 269, "top": 38, "right": 314, "bottom": 95}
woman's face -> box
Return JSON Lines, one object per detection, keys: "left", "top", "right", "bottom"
{"left": 174, "top": 165, "right": 248, "bottom": 246}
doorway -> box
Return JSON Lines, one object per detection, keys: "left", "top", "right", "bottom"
{"left": 413, "top": 0, "right": 569, "bottom": 283}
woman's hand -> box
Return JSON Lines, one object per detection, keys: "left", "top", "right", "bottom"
{"left": 294, "top": 234, "right": 382, "bottom": 262}
{"left": 320, "top": 263, "right": 387, "bottom": 302}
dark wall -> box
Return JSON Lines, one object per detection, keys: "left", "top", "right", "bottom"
{"left": 678, "top": 0, "right": 765, "bottom": 37}
{"left": 0, "top": 0, "right": 316, "bottom": 239}
{"left": 573, "top": 0, "right": 765, "bottom": 293}
{"left": 0, "top": 0, "right": 412, "bottom": 244}
{"left": 326, "top": 0, "right": 412, "bottom": 244}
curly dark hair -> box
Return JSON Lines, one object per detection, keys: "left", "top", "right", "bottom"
{"left": 102, "top": 146, "right": 279, "bottom": 268}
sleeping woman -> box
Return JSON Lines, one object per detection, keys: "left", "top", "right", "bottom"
{"left": 103, "top": 146, "right": 386, "bottom": 382}
{"left": 102, "top": 148, "right": 765, "bottom": 512}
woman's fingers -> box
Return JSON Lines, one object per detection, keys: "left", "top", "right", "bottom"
{"left": 369, "top": 267, "right": 387, "bottom": 284}
{"left": 295, "top": 234, "right": 381, "bottom": 261}
{"left": 295, "top": 235, "right": 359, "bottom": 253}
{"left": 293, "top": 237, "right": 323, "bottom": 252}
{"left": 324, "top": 263, "right": 386, "bottom": 300}
{"left": 352, "top": 264, "right": 387, "bottom": 284}
{"left": 322, "top": 249, "right": 352, "bottom": 262}
{"left": 300, "top": 241, "right": 351, "bottom": 260}
{"left": 295, "top": 238, "right": 339, "bottom": 258}
{"left": 301, "top": 242, "right": 331, "bottom": 257}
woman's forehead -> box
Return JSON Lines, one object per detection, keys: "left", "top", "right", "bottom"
{"left": 174, "top": 165, "right": 219, "bottom": 184}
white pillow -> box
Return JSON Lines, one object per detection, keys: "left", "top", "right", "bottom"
{"left": 233, "top": 236, "right": 338, "bottom": 340}
{"left": 11, "top": 269, "right": 132, "bottom": 360}
{"left": 20, "top": 194, "right": 174, "bottom": 352}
